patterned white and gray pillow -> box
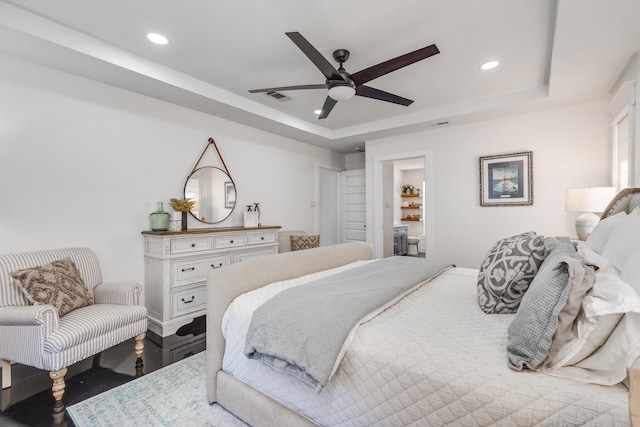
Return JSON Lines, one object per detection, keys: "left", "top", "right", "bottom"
{"left": 11, "top": 257, "right": 93, "bottom": 317}
{"left": 477, "top": 232, "right": 546, "bottom": 314}
{"left": 290, "top": 235, "right": 320, "bottom": 251}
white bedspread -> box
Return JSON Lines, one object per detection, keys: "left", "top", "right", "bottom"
{"left": 222, "top": 266, "right": 629, "bottom": 426}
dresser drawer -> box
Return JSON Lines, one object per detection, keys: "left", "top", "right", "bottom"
{"left": 213, "top": 234, "right": 248, "bottom": 249}
{"left": 171, "top": 285, "right": 207, "bottom": 318}
{"left": 232, "top": 247, "right": 277, "bottom": 263}
{"left": 170, "top": 237, "right": 213, "bottom": 255}
{"left": 247, "top": 231, "right": 276, "bottom": 245}
{"left": 172, "top": 255, "right": 228, "bottom": 288}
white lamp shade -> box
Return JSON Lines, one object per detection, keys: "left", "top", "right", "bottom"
{"left": 565, "top": 187, "right": 616, "bottom": 213}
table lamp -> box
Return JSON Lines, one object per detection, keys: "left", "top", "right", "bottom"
{"left": 566, "top": 187, "right": 616, "bottom": 240}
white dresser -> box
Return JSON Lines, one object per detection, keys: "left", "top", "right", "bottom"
{"left": 142, "top": 225, "right": 280, "bottom": 342}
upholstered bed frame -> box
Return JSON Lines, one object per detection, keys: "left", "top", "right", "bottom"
{"left": 602, "top": 187, "right": 640, "bottom": 218}
{"left": 206, "top": 189, "right": 640, "bottom": 427}
{"left": 206, "top": 241, "right": 373, "bottom": 426}
{"left": 605, "top": 188, "right": 640, "bottom": 427}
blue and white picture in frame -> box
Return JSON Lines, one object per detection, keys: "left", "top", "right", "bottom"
{"left": 479, "top": 151, "right": 533, "bottom": 206}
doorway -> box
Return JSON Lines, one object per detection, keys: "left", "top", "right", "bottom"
{"left": 318, "top": 166, "right": 340, "bottom": 246}
{"left": 373, "top": 150, "right": 433, "bottom": 259}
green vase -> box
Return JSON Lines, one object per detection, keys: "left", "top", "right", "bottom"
{"left": 149, "top": 202, "right": 170, "bottom": 231}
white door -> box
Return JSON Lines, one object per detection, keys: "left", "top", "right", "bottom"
{"left": 341, "top": 169, "right": 366, "bottom": 242}
{"left": 319, "top": 167, "right": 340, "bottom": 246}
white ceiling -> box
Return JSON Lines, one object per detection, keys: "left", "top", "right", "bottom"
{"left": 1, "top": 0, "right": 639, "bottom": 153}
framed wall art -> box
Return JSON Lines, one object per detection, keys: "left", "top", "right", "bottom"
{"left": 479, "top": 151, "right": 533, "bottom": 206}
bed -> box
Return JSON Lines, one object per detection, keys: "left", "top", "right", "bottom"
{"left": 206, "top": 188, "right": 640, "bottom": 426}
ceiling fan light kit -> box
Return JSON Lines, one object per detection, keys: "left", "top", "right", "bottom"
{"left": 327, "top": 84, "right": 356, "bottom": 101}
{"left": 249, "top": 32, "right": 439, "bottom": 119}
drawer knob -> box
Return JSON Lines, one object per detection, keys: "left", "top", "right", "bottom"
{"left": 229, "top": 240, "right": 234, "bottom": 244}
{"left": 211, "top": 263, "right": 223, "bottom": 269}
{"left": 191, "top": 243, "right": 196, "bottom": 247}
{"left": 261, "top": 237, "right": 264, "bottom": 240}
{"left": 181, "top": 267, "right": 195, "bottom": 272}
{"left": 181, "top": 296, "right": 195, "bottom": 304}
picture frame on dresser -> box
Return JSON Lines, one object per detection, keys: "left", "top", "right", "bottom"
{"left": 479, "top": 151, "right": 533, "bottom": 206}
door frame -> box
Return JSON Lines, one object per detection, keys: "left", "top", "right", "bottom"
{"left": 372, "top": 150, "right": 433, "bottom": 259}
{"left": 315, "top": 163, "right": 342, "bottom": 245}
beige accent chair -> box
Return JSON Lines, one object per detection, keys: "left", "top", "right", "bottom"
{"left": 277, "top": 230, "right": 308, "bottom": 253}
{"left": 0, "top": 247, "right": 147, "bottom": 418}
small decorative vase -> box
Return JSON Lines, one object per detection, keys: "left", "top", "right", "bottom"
{"left": 149, "top": 202, "right": 170, "bottom": 231}
{"left": 181, "top": 211, "right": 188, "bottom": 231}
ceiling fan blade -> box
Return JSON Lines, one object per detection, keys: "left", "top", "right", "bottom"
{"left": 318, "top": 97, "right": 338, "bottom": 119}
{"left": 356, "top": 85, "right": 413, "bottom": 106}
{"left": 351, "top": 44, "right": 440, "bottom": 86}
{"left": 285, "top": 32, "right": 344, "bottom": 81}
{"left": 249, "top": 84, "right": 328, "bottom": 93}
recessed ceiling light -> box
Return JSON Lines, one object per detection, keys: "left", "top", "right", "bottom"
{"left": 147, "top": 33, "right": 169, "bottom": 45}
{"left": 314, "top": 109, "right": 322, "bottom": 115}
{"left": 480, "top": 60, "right": 499, "bottom": 71}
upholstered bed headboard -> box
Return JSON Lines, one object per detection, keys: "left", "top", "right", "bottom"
{"left": 602, "top": 188, "right": 640, "bottom": 218}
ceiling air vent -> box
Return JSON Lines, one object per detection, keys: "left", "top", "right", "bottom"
{"left": 266, "top": 91, "right": 290, "bottom": 101}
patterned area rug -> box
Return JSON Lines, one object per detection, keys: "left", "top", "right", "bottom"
{"left": 67, "top": 352, "right": 248, "bottom": 427}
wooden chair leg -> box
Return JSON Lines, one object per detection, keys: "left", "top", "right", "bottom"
{"left": 134, "top": 333, "right": 145, "bottom": 377}
{"left": 1, "top": 360, "right": 10, "bottom": 412}
{"left": 49, "top": 368, "right": 67, "bottom": 403}
{"left": 92, "top": 352, "right": 102, "bottom": 369}
{"left": 1, "top": 360, "right": 10, "bottom": 390}
{"left": 49, "top": 367, "right": 68, "bottom": 423}
{"left": 630, "top": 368, "right": 640, "bottom": 427}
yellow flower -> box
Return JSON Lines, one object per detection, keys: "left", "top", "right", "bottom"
{"left": 170, "top": 198, "right": 195, "bottom": 212}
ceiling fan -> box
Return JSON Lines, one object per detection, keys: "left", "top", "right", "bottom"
{"left": 249, "top": 32, "right": 440, "bottom": 119}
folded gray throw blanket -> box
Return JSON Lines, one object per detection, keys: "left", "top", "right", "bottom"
{"left": 244, "top": 256, "right": 451, "bottom": 391}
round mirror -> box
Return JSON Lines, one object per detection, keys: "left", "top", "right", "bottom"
{"left": 183, "top": 166, "right": 236, "bottom": 224}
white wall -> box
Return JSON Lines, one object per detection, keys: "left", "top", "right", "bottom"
{"left": 345, "top": 152, "right": 365, "bottom": 170}
{"left": 0, "top": 54, "right": 344, "bottom": 295}
{"left": 366, "top": 101, "right": 611, "bottom": 268}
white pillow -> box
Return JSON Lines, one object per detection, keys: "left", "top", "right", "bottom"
{"left": 572, "top": 312, "right": 640, "bottom": 385}
{"left": 545, "top": 311, "right": 622, "bottom": 368}
{"left": 576, "top": 241, "right": 616, "bottom": 274}
{"left": 586, "top": 211, "right": 627, "bottom": 254}
{"left": 583, "top": 272, "right": 640, "bottom": 319}
{"left": 621, "top": 245, "right": 640, "bottom": 296}
{"left": 601, "top": 207, "right": 640, "bottom": 270}
{"left": 544, "top": 272, "right": 640, "bottom": 384}
{"left": 530, "top": 263, "right": 637, "bottom": 373}
{"left": 546, "top": 312, "right": 640, "bottom": 386}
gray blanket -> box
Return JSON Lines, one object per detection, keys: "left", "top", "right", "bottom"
{"left": 244, "top": 256, "right": 451, "bottom": 391}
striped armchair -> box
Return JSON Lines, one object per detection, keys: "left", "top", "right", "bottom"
{"left": 0, "top": 247, "right": 147, "bottom": 415}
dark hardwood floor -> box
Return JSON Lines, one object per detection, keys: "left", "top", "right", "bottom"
{"left": 0, "top": 323, "right": 206, "bottom": 427}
